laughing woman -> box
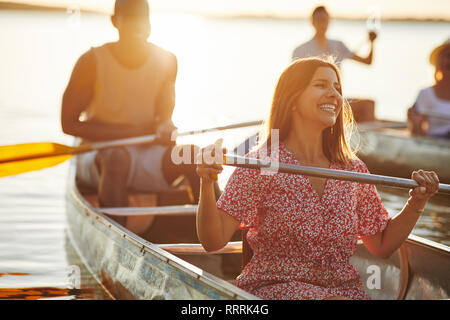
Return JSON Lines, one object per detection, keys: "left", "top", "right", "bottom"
{"left": 196, "top": 57, "right": 439, "bottom": 300}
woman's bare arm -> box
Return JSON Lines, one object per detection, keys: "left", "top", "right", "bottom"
{"left": 196, "top": 141, "right": 240, "bottom": 252}
{"left": 361, "top": 170, "right": 439, "bottom": 258}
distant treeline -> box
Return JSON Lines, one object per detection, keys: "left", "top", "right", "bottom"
{"left": 0, "top": 2, "right": 65, "bottom": 11}
{"left": 0, "top": 2, "right": 448, "bottom": 22}
{"left": 0, "top": 2, "right": 100, "bottom": 14}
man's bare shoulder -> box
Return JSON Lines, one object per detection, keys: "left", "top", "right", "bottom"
{"left": 73, "top": 47, "right": 97, "bottom": 76}
{"left": 148, "top": 42, "right": 177, "bottom": 64}
{"left": 65, "top": 47, "right": 98, "bottom": 95}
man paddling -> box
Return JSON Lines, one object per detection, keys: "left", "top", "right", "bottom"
{"left": 61, "top": 0, "right": 199, "bottom": 232}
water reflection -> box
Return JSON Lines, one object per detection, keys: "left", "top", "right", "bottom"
{"left": 0, "top": 286, "right": 83, "bottom": 300}
{"left": 0, "top": 235, "right": 112, "bottom": 300}
{"left": 378, "top": 186, "right": 450, "bottom": 246}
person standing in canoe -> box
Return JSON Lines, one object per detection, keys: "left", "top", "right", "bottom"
{"left": 292, "top": 6, "right": 378, "bottom": 123}
{"left": 292, "top": 6, "right": 377, "bottom": 67}
{"left": 196, "top": 57, "right": 439, "bottom": 300}
{"left": 61, "top": 0, "right": 200, "bottom": 231}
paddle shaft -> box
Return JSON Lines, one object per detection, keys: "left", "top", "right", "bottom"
{"left": 223, "top": 154, "right": 450, "bottom": 195}
{"left": 87, "top": 120, "right": 264, "bottom": 151}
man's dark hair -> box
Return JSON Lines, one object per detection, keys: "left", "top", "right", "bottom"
{"left": 311, "top": 6, "right": 328, "bottom": 18}
{"left": 114, "top": 0, "right": 149, "bottom": 16}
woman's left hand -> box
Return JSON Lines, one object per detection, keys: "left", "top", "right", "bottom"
{"left": 409, "top": 170, "right": 439, "bottom": 202}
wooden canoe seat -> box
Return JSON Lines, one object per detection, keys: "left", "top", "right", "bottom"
{"left": 159, "top": 241, "right": 243, "bottom": 282}
{"left": 77, "top": 176, "right": 194, "bottom": 209}
{"left": 77, "top": 176, "right": 197, "bottom": 240}
{"left": 348, "top": 98, "right": 376, "bottom": 123}
{"left": 158, "top": 241, "right": 242, "bottom": 255}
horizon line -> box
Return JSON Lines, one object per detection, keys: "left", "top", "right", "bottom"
{"left": 0, "top": 1, "right": 449, "bottom": 23}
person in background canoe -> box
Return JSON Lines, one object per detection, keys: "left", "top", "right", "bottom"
{"left": 292, "top": 6, "right": 377, "bottom": 67}
{"left": 292, "top": 6, "right": 378, "bottom": 123}
{"left": 408, "top": 38, "right": 450, "bottom": 139}
{"left": 195, "top": 57, "right": 439, "bottom": 300}
{"left": 61, "top": 0, "right": 200, "bottom": 234}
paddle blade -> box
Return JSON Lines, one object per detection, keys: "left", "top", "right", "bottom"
{"left": 0, "top": 154, "right": 72, "bottom": 177}
{"left": 0, "top": 142, "right": 74, "bottom": 177}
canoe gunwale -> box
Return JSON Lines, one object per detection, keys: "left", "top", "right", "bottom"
{"left": 100, "top": 205, "right": 197, "bottom": 216}
{"left": 407, "top": 234, "right": 450, "bottom": 254}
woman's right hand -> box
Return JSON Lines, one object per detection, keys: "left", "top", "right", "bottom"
{"left": 196, "top": 139, "right": 226, "bottom": 183}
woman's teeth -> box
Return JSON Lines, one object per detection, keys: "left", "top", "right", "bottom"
{"left": 319, "top": 104, "right": 336, "bottom": 112}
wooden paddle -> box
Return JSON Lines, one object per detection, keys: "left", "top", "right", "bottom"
{"left": 0, "top": 120, "right": 263, "bottom": 178}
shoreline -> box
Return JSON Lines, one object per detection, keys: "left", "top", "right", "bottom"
{"left": 0, "top": 2, "right": 99, "bottom": 14}
{"left": 0, "top": 2, "right": 449, "bottom": 22}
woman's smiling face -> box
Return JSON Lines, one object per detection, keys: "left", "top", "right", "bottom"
{"left": 294, "top": 66, "right": 343, "bottom": 129}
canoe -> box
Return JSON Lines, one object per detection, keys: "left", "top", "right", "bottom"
{"left": 65, "top": 151, "right": 450, "bottom": 300}
{"left": 355, "top": 124, "right": 450, "bottom": 185}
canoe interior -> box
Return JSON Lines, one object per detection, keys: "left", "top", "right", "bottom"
{"left": 77, "top": 178, "right": 243, "bottom": 282}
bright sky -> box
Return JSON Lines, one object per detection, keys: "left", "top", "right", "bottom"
{"left": 3, "top": 0, "right": 450, "bottom": 20}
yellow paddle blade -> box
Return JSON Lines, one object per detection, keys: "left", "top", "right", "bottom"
{"left": 0, "top": 142, "right": 75, "bottom": 177}
{"left": 0, "top": 154, "right": 73, "bottom": 177}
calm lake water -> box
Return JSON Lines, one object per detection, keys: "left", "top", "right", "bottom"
{"left": 0, "top": 9, "right": 449, "bottom": 299}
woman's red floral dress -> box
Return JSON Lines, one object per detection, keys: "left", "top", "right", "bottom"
{"left": 217, "top": 142, "right": 390, "bottom": 300}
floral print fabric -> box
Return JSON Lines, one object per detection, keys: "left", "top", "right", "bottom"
{"left": 217, "top": 142, "right": 390, "bottom": 300}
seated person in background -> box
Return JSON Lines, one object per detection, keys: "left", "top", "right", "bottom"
{"left": 61, "top": 0, "right": 200, "bottom": 235}
{"left": 408, "top": 38, "right": 450, "bottom": 138}
{"left": 292, "top": 6, "right": 378, "bottom": 123}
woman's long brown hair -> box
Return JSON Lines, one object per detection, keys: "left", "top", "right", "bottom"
{"left": 260, "top": 57, "right": 357, "bottom": 164}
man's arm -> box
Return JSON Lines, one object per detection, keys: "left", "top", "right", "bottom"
{"left": 61, "top": 50, "right": 154, "bottom": 141}
{"left": 154, "top": 52, "right": 178, "bottom": 127}
{"left": 152, "top": 52, "right": 178, "bottom": 144}
{"left": 348, "top": 31, "right": 376, "bottom": 65}
{"left": 408, "top": 94, "right": 429, "bottom": 136}
{"left": 349, "top": 47, "right": 373, "bottom": 65}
